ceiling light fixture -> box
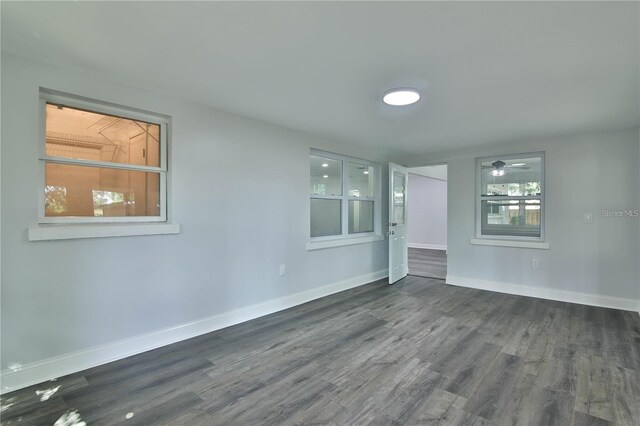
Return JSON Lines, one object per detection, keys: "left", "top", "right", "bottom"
{"left": 323, "top": 175, "right": 329, "bottom": 178}
{"left": 363, "top": 170, "right": 369, "bottom": 175}
{"left": 490, "top": 160, "right": 506, "bottom": 177}
{"left": 321, "top": 163, "right": 329, "bottom": 168}
{"left": 383, "top": 88, "right": 420, "bottom": 106}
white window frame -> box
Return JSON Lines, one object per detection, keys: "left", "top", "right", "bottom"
{"left": 475, "top": 151, "right": 546, "bottom": 242}
{"left": 38, "top": 89, "right": 169, "bottom": 224}
{"left": 309, "top": 149, "right": 382, "bottom": 244}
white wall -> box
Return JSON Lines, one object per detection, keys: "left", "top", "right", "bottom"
{"left": 0, "top": 53, "right": 389, "bottom": 388}
{"left": 403, "top": 129, "right": 640, "bottom": 306}
{"left": 407, "top": 173, "right": 447, "bottom": 250}
{"left": 409, "top": 165, "right": 448, "bottom": 182}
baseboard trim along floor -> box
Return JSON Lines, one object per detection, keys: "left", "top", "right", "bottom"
{"left": 446, "top": 275, "right": 640, "bottom": 314}
{"left": 5, "top": 270, "right": 637, "bottom": 394}
{"left": 1, "top": 269, "right": 389, "bottom": 394}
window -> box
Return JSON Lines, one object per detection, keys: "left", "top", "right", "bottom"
{"left": 39, "top": 91, "right": 168, "bottom": 223}
{"left": 310, "top": 150, "right": 379, "bottom": 239}
{"left": 476, "top": 152, "right": 544, "bottom": 239}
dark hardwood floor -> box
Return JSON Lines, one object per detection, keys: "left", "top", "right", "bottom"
{"left": 408, "top": 248, "right": 447, "bottom": 280}
{"left": 2, "top": 276, "right": 639, "bottom": 425}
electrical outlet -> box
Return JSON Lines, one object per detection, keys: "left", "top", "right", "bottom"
{"left": 532, "top": 258, "right": 539, "bottom": 269}
{"left": 584, "top": 212, "right": 593, "bottom": 223}
{"left": 279, "top": 264, "right": 286, "bottom": 277}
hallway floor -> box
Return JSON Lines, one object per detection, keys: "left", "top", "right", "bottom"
{"left": 408, "top": 247, "right": 447, "bottom": 280}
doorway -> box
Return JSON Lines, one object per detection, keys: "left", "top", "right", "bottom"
{"left": 407, "top": 164, "right": 447, "bottom": 280}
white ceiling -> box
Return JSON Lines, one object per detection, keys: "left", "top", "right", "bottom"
{"left": 2, "top": 2, "right": 638, "bottom": 158}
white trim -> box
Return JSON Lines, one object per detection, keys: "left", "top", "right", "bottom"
{"left": 408, "top": 243, "right": 447, "bottom": 251}
{"left": 28, "top": 223, "right": 180, "bottom": 241}
{"left": 39, "top": 216, "right": 167, "bottom": 225}
{"left": 309, "top": 148, "right": 382, "bottom": 241}
{"left": 0, "top": 269, "right": 388, "bottom": 394}
{"left": 475, "top": 151, "right": 545, "bottom": 242}
{"left": 38, "top": 89, "right": 169, "bottom": 224}
{"left": 446, "top": 275, "right": 640, "bottom": 313}
{"left": 41, "top": 156, "right": 164, "bottom": 172}
{"left": 469, "top": 238, "right": 550, "bottom": 249}
{"left": 307, "top": 234, "right": 384, "bottom": 251}
{"left": 40, "top": 89, "right": 170, "bottom": 125}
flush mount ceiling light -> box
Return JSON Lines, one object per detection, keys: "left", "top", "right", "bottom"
{"left": 383, "top": 88, "right": 420, "bottom": 106}
{"left": 321, "top": 163, "right": 329, "bottom": 168}
{"left": 323, "top": 175, "right": 329, "bottom": 178}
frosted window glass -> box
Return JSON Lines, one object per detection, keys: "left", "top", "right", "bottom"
{"left": 310, "top": 199, "right": 341, "bottom": 237}
{"left": 348, "top": 200, "right": 374, "bottom": 234}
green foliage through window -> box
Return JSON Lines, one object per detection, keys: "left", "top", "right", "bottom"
{"left": 45, "top": 185, "right": 67, "bottom": 214}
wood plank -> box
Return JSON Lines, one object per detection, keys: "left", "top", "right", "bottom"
{"left": 2, "top": 277, "right": 638, "bottom": 425}
{"left": 544, "top": 344, "right": 578, "bottom": 395}
{"left": 463, "top": 352, "right": 523, "bottom": 421}
{"left": 408, "top": 248, "right": 447, "bottom": 280}
{"left": 573, "top": 411, "right": 611, "bottom": 426}
{"left": 523, "top": 388, "right": 576, "bottom": 426}
{"left": 575, "top": 353, "right": 613, "bottom": 421}
{"left": 608, "top": 365, "right": 640, "bottom": 425}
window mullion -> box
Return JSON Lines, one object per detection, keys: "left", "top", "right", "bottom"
{"left": 310, "top": 152, "right": 379, "bottom": 240}
{"left": 311, "top": 195, "right": 343, "bottom": 200}
{"left": 476, "top": 152, "right": 544, "bottom": 240}
{"left": 480, "top": 195, "right": 541, "bottom": 201}
{"left": 342, "top": 160, "right": 349, "bottom": 236}
{"left": 39, "top": 91, "right": 167, "bottom": 223}
{"left": 41, "top": 157, "right": 165, "bottom": 173}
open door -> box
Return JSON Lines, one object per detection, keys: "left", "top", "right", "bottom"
{"left": 388, "top": 163, "right": 409, "bottom": 284}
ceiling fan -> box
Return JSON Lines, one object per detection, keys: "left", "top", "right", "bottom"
{"left": 482, "top": 160, "right": 530, "bottom": 176}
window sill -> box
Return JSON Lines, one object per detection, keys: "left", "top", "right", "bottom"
{"left": 28, "top": 223, "right": 181, "bottom": 241}
{"left": 470, "top": 238, "right": 549, "bottom": 250}
{"left": 307, "top": 234, "right": 384, "bottom": 251}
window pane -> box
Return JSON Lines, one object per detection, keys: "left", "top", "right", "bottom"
{"left": 310, "top": 155, "right": 342, "bottom": 196}
{"left": 393, "top": 172, "right": 406, "bottom": 225}
{"left": 480, "top": 156, "right": 542, "bottom": 196}
{"left": 45, "top": 163, "right": 160, "bottom": 217}
{"left": 348, "top": 162, "right": 374, "bottom": 198}
{"left": 45, "top": 103, "right": 161, "bottom": 168}
{"left": 348, "top": 200, "right": 374, "bottom": 234}
{"left": 481, "top": 200, "right": 541, "bottom": 237}
{"left": 310, "top": 199, "right": 341, "bottom": 237}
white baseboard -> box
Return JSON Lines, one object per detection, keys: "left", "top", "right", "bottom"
{"left": 1, "top": 269, "right": 388, "bottom": 394}
{"left": 408, "top": 243, "right": 447, "bottom": 251}
{"left": 446, "top": 275, "right": 640, "bottom": 314}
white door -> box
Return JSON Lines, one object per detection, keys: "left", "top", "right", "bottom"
{"left": 389, "top": 163, "right": 408, "bottom": 284}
